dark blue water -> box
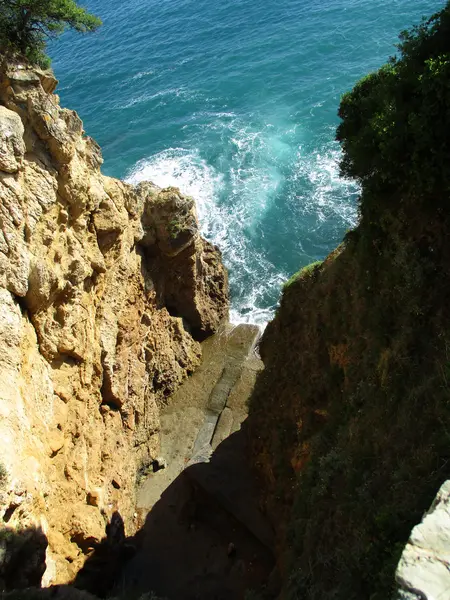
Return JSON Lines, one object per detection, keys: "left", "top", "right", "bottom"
{"left": 50, "top": 0, "right": 443, "bottom": 323}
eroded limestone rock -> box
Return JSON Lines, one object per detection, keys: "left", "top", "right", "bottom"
{"left": 0, "top": 56, "right": 228, "bottom": 587}
{"left": 0, "top": 106, "right": 25, "bottom": 172}
{"left": 396, "top": 480, "right": 450, "bottom": 600}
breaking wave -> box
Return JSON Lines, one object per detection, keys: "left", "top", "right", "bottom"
{"left": 126, "top": 117, "right": 358, "bottom": 326}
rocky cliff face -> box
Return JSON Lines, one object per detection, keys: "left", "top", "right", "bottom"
{"left": 0, "top": 56, "right": 228, "bottom": 586}
{"left": 248, "top": 200, "right": 450, "bottom": 597}
{"left": 248, "top": 215, "right": 450, "bottom": 599}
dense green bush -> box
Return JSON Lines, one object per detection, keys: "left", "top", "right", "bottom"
{"left": 283, "top": 261, "right": 323, "bottom": 290}
{"left": 337, "top": 1, "right": 450, "bottom": 215}
{"left": 0, "top": 0, "right": 101, "bottom": 67}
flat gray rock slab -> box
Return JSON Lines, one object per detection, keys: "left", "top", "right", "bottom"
{"left": 138, "top": 323, "right": 262, "bottom": 512}
{"left": 190, "top": 323, "right": 261, "bottom": 464}
{"left": 125, "top": 324, "right": 274, "bottom": 600}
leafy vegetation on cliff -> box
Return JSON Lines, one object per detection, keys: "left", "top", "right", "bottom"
{"left": 338, "top": 2, "right": 450, "bottom": 212}
{"left": 0, "top": 0, "right": 101, "bottom": 67}
{"left": 249, "top": 2, "right": 450, "bottom": 599}
{"left": 282, "top": 261, "right": 323, "bottom": 290}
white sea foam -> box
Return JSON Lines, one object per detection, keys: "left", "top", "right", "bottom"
{"left": 213, "top": 112, "right": 237, "bottom": 118}
{"left": 118, "top": 87, "right": 197, "bottom": 110}
{"left": 132, "top": 70, "right": 155, "bottom": 80}
{"left": 293, "top": 143, "right": 360, "bottom": 229}
{"left": 125, "top": 121, "right": 358, "bottom": 327}
{"left": 125, "top": 142, "right": 284, "bottom": 327}
{"left": 225, "top": 120, "right": 292, "bottom": 226}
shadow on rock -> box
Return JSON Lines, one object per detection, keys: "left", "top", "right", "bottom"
{"left": 73, "top": 512, "right": 136, "bottom": 598}
{"left": 117, "top": 422, "right": 276, "bottom": 600}
{"left": 0, "top": 516, "right": 132, "bottom": 600}
{"left": 0, "top": 425, "right": 276, "bottom": 600}
{"left": 0, "top": 526, "right": 48, "bottom": 592}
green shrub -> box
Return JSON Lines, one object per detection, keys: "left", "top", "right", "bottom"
{"left": 283, "top": 261, "right": 323, "bottom": 290}
{"left": 337, "top": 1, "right": 450, "bottom": 218}
{"left": 168, "top": 218, "right": 184, "bottom": 239}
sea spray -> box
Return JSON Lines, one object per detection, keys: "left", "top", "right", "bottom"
{"left": 125, "top": 117, "right": 358, "bottom": 325}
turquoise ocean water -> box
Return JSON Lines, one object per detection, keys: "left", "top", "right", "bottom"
{"left": 50, "top": 0, "right": 443, "bottom": 324}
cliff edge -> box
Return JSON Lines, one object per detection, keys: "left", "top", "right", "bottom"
{"left": 0, "top": 56, "right": 228, "bottom": 587}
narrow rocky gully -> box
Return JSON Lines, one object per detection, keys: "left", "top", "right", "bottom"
{"left": 80, "top": 324, "right": 276, "bottom": 600}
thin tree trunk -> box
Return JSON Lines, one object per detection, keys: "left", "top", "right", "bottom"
{"left": 18, "top": 6, "right": 31, "bottom": 54}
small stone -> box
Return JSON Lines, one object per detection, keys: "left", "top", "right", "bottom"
{"left": 59, "top": 209, "right": 69, "bottom": 224}
{"left": 48, "top": 431, "right": 64, "bottom": 455}
{"left": 111, "top": 477, "right": 121, "bottom": 489}
{"left": 37, "top": 70, "right": 58, "bottom": 94}
{"left": 86, "top": 488, "right": 103, "bottom": 507}
{"left": 141, "top": 313, "right": 151, "bottom": 326}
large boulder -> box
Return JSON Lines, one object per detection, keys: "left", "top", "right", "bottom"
{"left": 0, "top": 106, "right": 25, "bottom": 173}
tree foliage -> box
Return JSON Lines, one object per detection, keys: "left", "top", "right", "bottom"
{"left": 0, "top": 0, "right": 101, "bottom": 67}
{"left": 337, "top": 1, "right": 450, "bottom": 217}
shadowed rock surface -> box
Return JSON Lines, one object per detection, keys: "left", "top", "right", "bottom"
{"left": 115, "top": 324, "right": 276, "bottom": 600}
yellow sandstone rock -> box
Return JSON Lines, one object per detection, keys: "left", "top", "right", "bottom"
{"left": 0, "top": 56, "right": 228, "bottom": 585}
